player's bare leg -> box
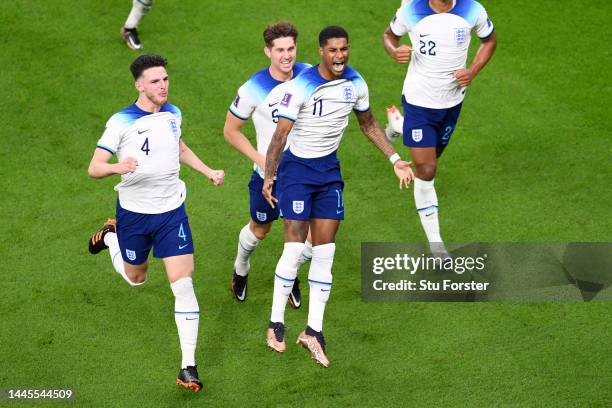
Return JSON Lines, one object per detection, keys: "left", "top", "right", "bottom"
{"left": 123, "top": 262, "right": 148, "bottom": 285}
{"left": 267, "top": 220, "right": 308, "bottom": 352}
{"left": 164, "top": 254, "right": 202, "bottom": 392}
{"left": 89, "top": 219, "right": 148, "bottom": 287}
{"left": 296, "top": 218, "right": 339, "bottom": 368}
{"left": 409, "top": 147, "right": 449, "bottom": 258}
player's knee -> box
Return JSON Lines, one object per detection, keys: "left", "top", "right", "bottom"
{"left": 126, "top": 272, "right": 147, "bottom": 287}
{"left": 415, "top": 163, "right": 436, "bottom": 181}
{"left": 285, "top": 221, "right": 308, "bottom": 242}
{"left": 251, "top": 223, "right": 271, "bottom": 240}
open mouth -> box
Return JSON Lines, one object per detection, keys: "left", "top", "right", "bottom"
{"left": 332, "top": 61, "right": 345, "bottom": 73}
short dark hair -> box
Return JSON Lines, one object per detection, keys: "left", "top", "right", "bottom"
{"left": 130, "top": 54, "right": 167, "bottom": 80}
{"left": 319, "top": 26, "right": 349, "bottom": 47}
{"left": 263, "top": 21, "right": 298, "bottom": 48}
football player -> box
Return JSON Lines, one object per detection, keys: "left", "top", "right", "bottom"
{"left": 224, "top": 22, "right": 312, "bottom": 307}
{"left": 87, "top": 54, "right": 224, "bottom": 391}
{"left": 262, "top": 26, "right": 414, "bottom": 367}
{"left": 384, "top": 0, "right": 497, "bottom": 257}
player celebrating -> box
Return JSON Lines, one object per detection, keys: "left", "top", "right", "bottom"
{"left": 383, "top": 0, "right": 497, "bottom": 257}
{"left": 87, "top": 54, "right": 224, "bottom": 392}
{"left": 121, "top": 0, "right": 153, "bottom": 50}
{"left": 224, "top": 22, "right": 311, "bottom": 307}
{"left": 262, "top": 26, "right": 414, "bottom": 367}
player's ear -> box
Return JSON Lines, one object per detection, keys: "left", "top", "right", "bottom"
{"left": 134, "top": 79, "right": 144, "bottom": 93}
{"left": 318, "top": 47, "right": 324, "bottom": 57}
{"left": 264, "top": 46, "right": 271, "bottom": 59}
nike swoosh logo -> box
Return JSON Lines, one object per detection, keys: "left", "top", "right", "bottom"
{"left": 336, "top": 209, "right": 344, "bottom": 214}
{"left": 268, "top": 102, "right": 279, "bottom": 107}
{"left": 178, "top": 244, "right": 189, "bottom": 249}
{"left": 313, "top": 96, "right": 323, "bottom": 102}
{"left": 186, "top": 317, "right": 198, "bottom": 321}
{"left": 321, "top": 289, "right": 330, "bottom": 292}
{"left": 425, "top": 212, "right": 434, "bottom": 217}
{"left": 237, "top": 288, "right": 246, "bottom": 300}
{"left": 283, "top": 284, "right": 293, "bottom": 288}
{"left": 419, "top": 34, "right": 431, "bottom": 37}
{"left": 138, "top": 129, "right": 150, "bottom": 134}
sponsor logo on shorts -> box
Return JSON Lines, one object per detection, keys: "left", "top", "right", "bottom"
{"left": 293, "top": 200, "right": 304, "bottom": 214}
{"left": 412, "top": 129, "right": 423, "bottom": 142}
{"left": 256, "top": 211, "right": 267, "bottom": 222}
{"left": 126, "top": 249, "right": 136, "bottom": 261}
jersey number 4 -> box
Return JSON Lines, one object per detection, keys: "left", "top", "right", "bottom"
{"left": 141, "top": 137, "right": 150, "bottom": 155}
{"left": 419, "top": 40, "right": 436, "bottom": 56}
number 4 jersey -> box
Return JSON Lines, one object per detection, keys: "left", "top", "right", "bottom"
{"left": 96, "top": 103, "right": 185, "bottom": 214}
{"left": 390, "top": 0, "right": 494, "bottom": 109}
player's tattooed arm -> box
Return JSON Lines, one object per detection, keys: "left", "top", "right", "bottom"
{"left": 262, "top": 118, "right": 294, "bottom": 207}
{"left": 355, "top": 109, "right": 414, "bottom": 189}
{"left": 355, "top": 109, "right": 396, "bottom": 158}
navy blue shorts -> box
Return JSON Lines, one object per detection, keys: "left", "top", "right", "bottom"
{"left": 116, "top": 201, "right": 194, "bottom": 265}
{"left": 248, "top": 170, "right": 280, "bottom": 224}
{"left": 402, "top": 96, "right": 463, "bottom": 149}
{"left": 277, "top": 149, "right": 345, "bottom": 221}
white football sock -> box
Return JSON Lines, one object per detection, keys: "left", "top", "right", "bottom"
{"left": 414, "top": 177, "right": 443, "bottom": 237}
{"left": 270, "top": 242, "right": 305, "bottom": 324}
{"left": 104, "top": 232, "right": 145, "bottom": 287}
{"left": 171, "top": 277, "right": 199, "bottom": 369}
{"left": 307, "top": 243, "right": 335, "bottom": 332}
{"left": 124, "top": 0, "right": 152, "bottom": 29}
{"left": 296, "top": 240, "right": 313, "bottom": 268}
{"left": 233, "top": 224, "right": 261, "bottom": 276}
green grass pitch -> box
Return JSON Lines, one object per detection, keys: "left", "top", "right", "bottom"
{"left": 1, "top": 0, "right": 611, "bottom": 406}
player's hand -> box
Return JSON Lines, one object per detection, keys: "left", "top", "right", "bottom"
{"left": 393, "top": 160, "right": 414, "bottom": 189}
{"left": 207, "top": 170, "right": 225, "bottom": 186}
{"left": 262, "top": 178, "right": 278, "bottom": 208}
{"left": 114, "top": 157, "right": 138, "bottom": 174}
{"left": 453, "top": 69, "right": 475, "bottom": 87}
{"left": 393, "top": 45, "right": 412, "bottom": 64}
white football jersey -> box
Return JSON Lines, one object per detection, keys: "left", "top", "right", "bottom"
{"left": 96, "top": 103, "right": 186, "bottom": 214}
{"left": 276, "top": 65, "right": 369, "bottom": 158}
{"left": 390, "top": 0, "right": 494, "bottom": 108}
{"left": 229, "top": 63, "right": 310, "bottom": 178}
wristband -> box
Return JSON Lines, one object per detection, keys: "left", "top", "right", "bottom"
{"left": 389, "top": 153, "right": 401, "bottom": 165}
